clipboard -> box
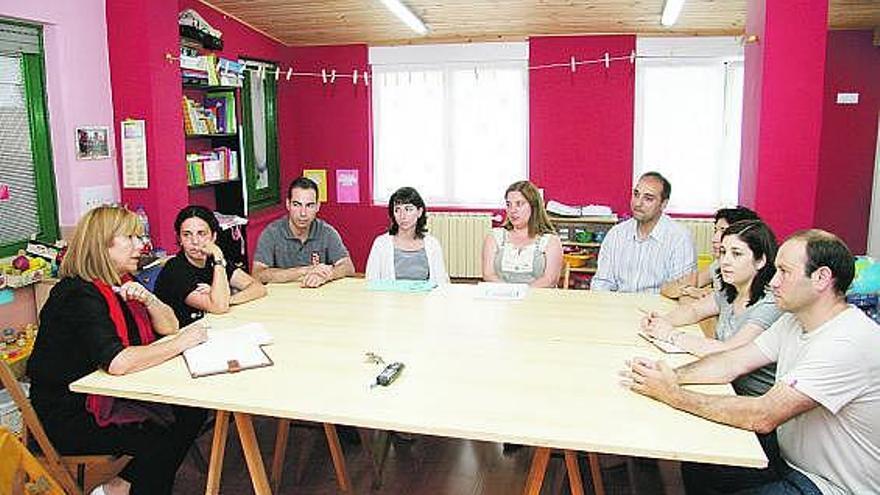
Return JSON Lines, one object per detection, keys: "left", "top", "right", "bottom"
{"left": 638, "top": 332, "right": 689, "bottom": 354}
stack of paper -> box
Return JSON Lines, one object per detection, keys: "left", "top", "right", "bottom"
{"left": 546, "top": 200, "right": 615, "bottom": 218}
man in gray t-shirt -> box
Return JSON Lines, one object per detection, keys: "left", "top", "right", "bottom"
{"left": 625, "top": 230, "right": 879, "bottom": 494}
{"left": 253, "top": 177, "right": 355, "bottom": 288}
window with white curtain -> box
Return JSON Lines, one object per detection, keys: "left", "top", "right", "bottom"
{"left": 634, "top": 37, "right": 744, "bottom": 213}
{"left": 370, "top": 43, "right": 529, "bottom": 207}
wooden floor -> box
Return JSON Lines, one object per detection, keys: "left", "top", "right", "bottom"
{"left": 166, "top": 416, "right": 687, "bottom": 494}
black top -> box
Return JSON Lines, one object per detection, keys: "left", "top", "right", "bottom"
{"left": 27, "top": 277, "right": 148, "bottom": 427}
{"left": 154, "top": 252, "right": 236, "bottom": 327}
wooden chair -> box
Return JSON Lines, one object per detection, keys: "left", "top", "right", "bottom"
{"left": 0, "top": 361, "right": 126, "bottom": 494}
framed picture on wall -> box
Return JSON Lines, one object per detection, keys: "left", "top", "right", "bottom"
{"left": 75, "top": 126, "right": 111, "bottom": 160}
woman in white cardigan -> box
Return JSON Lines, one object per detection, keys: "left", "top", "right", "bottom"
{"left": 365, "top": 187, "right": 450, "bottom": 284}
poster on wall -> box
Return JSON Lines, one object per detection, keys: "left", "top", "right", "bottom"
{"left": 120, "top": 119, "right": 149, "bottom": 189}
{"left": 336, "top": 169, "right": 359, "bottom": 204}
{"left": 75, "top": 126, "right": 111, "bottom": 160}
{"left": 303, "top": 168, "right": 328, "bottom": 203}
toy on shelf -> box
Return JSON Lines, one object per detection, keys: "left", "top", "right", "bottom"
{"left": 0, "top": 324, "right": 37, "bottom": 365}
{"left": 846, "top": 256, "right": 880, "bottom": 324}
{"left": 0, "top": 251, "right": 53, "bottom": 289}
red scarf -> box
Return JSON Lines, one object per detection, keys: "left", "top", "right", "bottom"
{"left": 85, "top": 277, "right": 172, "bottom": 427}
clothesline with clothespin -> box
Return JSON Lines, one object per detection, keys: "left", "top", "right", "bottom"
{"left": 224, "top": 49, "right": 641, "bottom": 86}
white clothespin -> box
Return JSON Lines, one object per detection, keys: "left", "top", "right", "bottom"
{"left": 364, "top": 72, "right": 370, "bottom": 86}
{"left": 570, "top": 55, "right": 576, "bottom": 72}
{"left": 286, "top": 67, "right": 293, "bottom": 80}
{"left": 274, "top": 67, "right": 280, "bottom": 81}
{"left": 330, "top": 69, "right": 337, "bottom": 84}
{"left": 629, "top": 50, "right": 636, "bottom": 64}
{"left": 259, "top": 65, "right": 265, "bottom": 79}
{"left": 321, "top": 68, "right": 327, "bottom": 84}
{"left": 352, "top": 69, "right": 358, "bottom": 85}
{"left": 604, "top": 52, "right": 610, "bottom": 68}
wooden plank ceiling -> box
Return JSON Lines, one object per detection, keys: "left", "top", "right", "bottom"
{"left": 202, "top": 0, "right": 880, "bottom": 46}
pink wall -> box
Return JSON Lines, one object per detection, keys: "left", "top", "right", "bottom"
{"left": 106, "top": 0, "right": 189, "bottom": 249}
{"left": 273, "top": 44, "right": 386, "bottom": 271}
{"left": 0, "top": 0, "right": 118, "bottom": 228}
{"left": 105, "top": 0, "right": 287, "bottom": 250}
{"left": 814, "top": 30, "right": 880, "bottom": 254}
{"left": 739, "top": 0, "right": 829, "bottom": 240}
{"left": 529, "top": 35, "right": 636, "bottom": 215}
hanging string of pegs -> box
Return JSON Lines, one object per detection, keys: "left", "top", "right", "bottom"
{"left": 222, "top": 49, "right": 637, "bottom": 86}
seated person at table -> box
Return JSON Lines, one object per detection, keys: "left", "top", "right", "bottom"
{"left": 27, "top": 206, "right": 208, "bottom": 495}
{"left": 155, "top": 205, "right": 266, "bottom": 327}
{"left": 253, "top": 177, "right": 355, "bottom": 288}
{"left": 365, "top": 186, "right": 450, "bottom": 284}
{"left": 661, "top": 206, "right": 760, "bottom": 299}
{"left": 625, "top": 229, "right": 880, "bottom": 495}
{"left": 482, "top": 180, "right": 563, "bottom": 288}
{"left": 643, "top": 220, "right": 784, "bottom": 472}
{"left": 591, "top": 171, "right": 695, "bottom": 293}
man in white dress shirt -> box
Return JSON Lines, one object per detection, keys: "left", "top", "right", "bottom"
{"left": 591, "top": 171, "right": 695, "bottom": 293}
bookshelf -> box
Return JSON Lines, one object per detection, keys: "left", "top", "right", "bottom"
{"left": 179, "top": 35, "right": 248, "bottom": 269}
{"left": 550, "top": 215, "right": 618, "bottom": 289}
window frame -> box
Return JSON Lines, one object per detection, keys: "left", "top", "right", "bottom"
{"left": 369, "top": 43, "right": 530, "bottom": 208}
{"left": 0, "top": 23, "right": 59, "bottom": 257}
{"left": 240, "top": 60, "right": 280, "bottom": 213}
{"left": 632, "top": 37, "right": 744, "bottom": 215}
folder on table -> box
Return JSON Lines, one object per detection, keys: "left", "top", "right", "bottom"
{"left": 182, "top": 323, "right": 274, "bottom": 378}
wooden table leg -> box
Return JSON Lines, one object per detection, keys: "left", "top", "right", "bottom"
{"left": 323, "top": 423, "right": 352, "bottom": 493}
{"left": 234, "top": 412, "right": 272, "bottom": 495}
{"left": 270, "top": 418, "right": 291, "bottom": 493}
{"left": 522, "top": 447, "right": 551, "bottom": 495}
{"left": 563, "top": 450, "right": 585, "bottom": 495}
{"left": 587, "top": 452, "right": 606, "bottom": 495}
{"left": 205, "top": 410, "right": 230, "bottom": 495}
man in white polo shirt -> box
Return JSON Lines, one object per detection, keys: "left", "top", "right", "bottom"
{"left": 625, "top": 229, "right": 880, "bottom": 494}
{"left": 591, "top": 171, "right": 695, "bottom": 293}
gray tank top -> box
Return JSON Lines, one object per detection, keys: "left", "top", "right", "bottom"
{"left": 394, "top": 247, "right": 430, "bottom": 281}
{"left": 491, "top": 228, "right": 551, "bottom": 284}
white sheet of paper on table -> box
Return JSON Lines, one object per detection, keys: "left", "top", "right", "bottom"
{"left": 475, "top": 282, "right": 529, "bottom": 300}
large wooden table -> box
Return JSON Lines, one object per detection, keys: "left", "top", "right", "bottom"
{"left": 71, "top": 278, "right": 766, "bottom": 494}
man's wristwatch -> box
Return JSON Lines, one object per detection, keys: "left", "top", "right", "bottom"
{"left": 214, "top": 257, "right": 227, "bottom": 268}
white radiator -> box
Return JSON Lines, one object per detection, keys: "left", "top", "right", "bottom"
{"left": 427, "top": 212, "right": 492, "bottom": 278}
{"left": 675, "top": 218, "right": 714, "bottom": 257}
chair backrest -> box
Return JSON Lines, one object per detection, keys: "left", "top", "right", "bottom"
{"left": 0, "top": 361, "right": 80, "bottom": 494}
{"left": 0, "top": 426, "right": 65, "bottom": 495}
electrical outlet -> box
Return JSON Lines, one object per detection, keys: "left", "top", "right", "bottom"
{"left": 79, "top": 185, "right": 116, "bottom": 216}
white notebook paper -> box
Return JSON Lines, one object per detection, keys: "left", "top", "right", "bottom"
{"left": 475, "top": 282, "right": 529, "bottom": 300}
{"left": 182, "top": 323, "right": 274, "bottom": 378}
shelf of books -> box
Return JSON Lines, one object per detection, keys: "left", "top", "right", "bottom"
{"left": 186, "top": 146, "right": 240, "bottom": 188}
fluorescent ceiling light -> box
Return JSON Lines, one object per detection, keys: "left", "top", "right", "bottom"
{"left": 378, "top": 0, "right": 428, "bottom": 35}
{"left": 661, "top": 0, "right": 686, "bottom": 27}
